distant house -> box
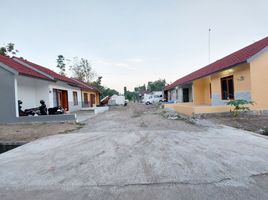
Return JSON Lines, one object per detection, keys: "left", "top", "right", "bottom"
{"left": 12, "top": 57, "right": 82, "bottom": 112}
{"left": 164, "top": 36, "right": 268, "bottom": 116}
{"left": 0, "top": 55, "right": 98, "bottom": 123}
{"left": 71, "top": 78, "right": 100, "bottom": 108}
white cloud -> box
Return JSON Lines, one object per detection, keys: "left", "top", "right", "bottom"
{"left": 93, "top": 59, "right": 137, "bottom": 70}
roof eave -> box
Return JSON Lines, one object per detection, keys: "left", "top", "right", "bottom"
{"left": 0, "top": 62, "right": 19, "bottom": 75}
{"left": 165, "top": 61, "right": 248, "bottom": 91}
{"left": 19, "top": 73, "right": 57, "bottom": 82}
{"left": 246, "top": 46, "right": 268, "bottom": 63}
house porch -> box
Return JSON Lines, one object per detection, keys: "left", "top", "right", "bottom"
{"left": 164, "top": 102, "right": 233, "bottom": 116}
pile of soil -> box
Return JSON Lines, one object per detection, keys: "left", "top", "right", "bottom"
{"left": 209, "top": 115, "right": 268, "bottom": 135}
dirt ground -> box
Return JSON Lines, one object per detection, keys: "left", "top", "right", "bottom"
{"left": 1, "top": 103, "right": 268, "bottom": 200}
{"left": 1, "top": 104, "right": 267, "bottom": 143}
{"left": 208, "top": 114, "right": 268, "bottom": 135}
{"left": 0, "top": 103, "right": 201, "bottom": 143}
{"left": 0, "top": 123, "right": 82, "bottom": 142}
{"left": 79, "top": 103, "right": 202, "bottom": 133}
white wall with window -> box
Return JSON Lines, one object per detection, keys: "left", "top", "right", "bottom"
{"left": 48, "top": 81, "right": 82, "bottom": 112}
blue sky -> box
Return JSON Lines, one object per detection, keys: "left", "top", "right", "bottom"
{"left": 1, "top": 0, "right": 268, "bottom": 92}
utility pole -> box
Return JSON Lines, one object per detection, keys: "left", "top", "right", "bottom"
{"left": 208, "top": 28, "right": 211, "bottom": 64}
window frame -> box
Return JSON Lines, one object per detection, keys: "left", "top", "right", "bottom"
{"left": 73, "top": 91, "right": 78, "bottom": 106}
{"left": 221, "top": 75, "right": 234, "bottom": 100}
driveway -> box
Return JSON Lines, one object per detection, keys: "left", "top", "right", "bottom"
{"left": 0, "top": 103, "right": 268, "bottom": 200}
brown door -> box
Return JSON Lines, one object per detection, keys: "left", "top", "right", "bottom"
{"left": 84, "top": 93, "right": 89, "bottom": 107}
{"left": 90, "top": 94, "right": 95, "bottom": 107}
{"left": 57, "top": 91, "right": 62, "bottom": 106}
{"left": 61, "top": 91, "right": 68, "bottom": 111}
{"left": 53, "top": 89, "right": 69, "bottom": 111}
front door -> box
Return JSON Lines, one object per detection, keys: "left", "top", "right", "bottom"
{"left": 53, "top": 89, "right": 69, "bottom": 111}
{"left": 84, "top": 93, "right": 89, "bottom": 107}
{"left": 183, "top": 88, "right": 189, "bottom": 102}
{"left": 61, "top": 91, "right": 68, "bottom": 111}
{"left": 90, "top": 94, "right": 95, "bottom": 107}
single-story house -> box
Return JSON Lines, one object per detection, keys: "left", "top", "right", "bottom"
{"left": 0, "top": 55, "right": 98, "bottom": 123}
{"left": 71, "top": 78, "right": 100, "bottom": 108}
{"left": 164, "top": 36, "right": 268, "bottom": 116}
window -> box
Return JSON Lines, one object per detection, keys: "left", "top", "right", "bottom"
{"left": 73, "top": 91, "right": 78, "bottom": 105}
{"left": 221, "top": 76, "right": 234, "bottom": 100}
{"left": 209, "top": 83, "right": 212, "bottom": 99}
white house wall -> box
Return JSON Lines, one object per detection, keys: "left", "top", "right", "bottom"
{"left": 176, "top": 87, "right": 183, "bottom": 102}
{"left": 170, "top": 89, "right": 176, "bottom": 101}
{"left": 17, "top": 76, "right": 50, "bottom": 110}
{"left": 48, "top": 81, "right": 82, "bottom": 112}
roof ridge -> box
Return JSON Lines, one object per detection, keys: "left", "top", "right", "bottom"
{"left": 165, "top": 36, "right": 268, "bottom": 91}
{"left": 14, "top": 57, "right": 79, "bottom": 86}
{"left": 71, "top": 78, "right": 100, "bottom": 92}
{"left": 0, "top": 55, "right": 53, "bottom": 81}
{"left": 13, "top": 58, "right": 55, "bottom": 80}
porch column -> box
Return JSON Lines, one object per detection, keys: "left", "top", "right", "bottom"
{"left": 14, "top": 76, "right": 19, "bottom": 117}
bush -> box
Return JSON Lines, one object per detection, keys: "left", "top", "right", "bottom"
{"left": 226, "top": 99, "right": 254, "bottom": 117}
{"left": 261, "top": 128, "right": 268, "bottom": 136}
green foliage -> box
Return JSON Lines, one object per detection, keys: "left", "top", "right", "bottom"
{"left": 125, "top": 90, "right": 139, "bottom": 101}
{"left": 0, "top": 47, "right": 7, "bottom": 55}
{"left": 147, "top": 79, "right": 166, "bottom": 92}
{"left": 227, "top": 99, "right": 254, "bottom": 117}
{"left": 261, "top": 128, "right": 268, "bottom": 136}
{"left": 91, "top": 76, "right": 119, "bottom": 99}
{"left": 124, "top": 86, "right": 127, "bottom": 96}
{"left": 100, "top": 87, "right": 119, "bottom": 99}
{"left": 0, "top": 43, "right": 19, "bottom": 56}
{"left": 91, "top": 76, "right": 103, "bottom": 90}
{"left": 69, "top": 57, "right": 96, "bottom": 83}
{"left": 134, "top": 84, "right": 146, "bottom": 94}
{"left": 56, "top": 55, "right": 66, "bottom": 76}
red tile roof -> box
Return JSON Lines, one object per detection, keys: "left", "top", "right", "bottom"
{"left": 164, "top": 36, "right": 268, "bottom": 91}
{"left": 71, "top": 78, "right": 100, "bottom": 93}
{"left": 13, "top": 57, "right": 78, "bottom": 85}
{"left": 0, "top": 55, "right": 53, "bottom": 81}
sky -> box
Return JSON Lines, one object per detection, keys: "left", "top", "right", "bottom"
{"left": 1, "top": 0, "right": 268, "bottom": 93}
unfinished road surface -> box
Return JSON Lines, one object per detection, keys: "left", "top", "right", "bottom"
{"left": 0, "top": 103, "right": 268, "bottom": 200}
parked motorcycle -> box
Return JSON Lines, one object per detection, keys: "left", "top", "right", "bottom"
{"left": 19, "top": 100, "right": 48, "bottom": 116}
{"left": 47, "top": 106, "right": 65, "bottom": 115}
{"left": 18, "top": 100, "right": 65, "bottom": 116}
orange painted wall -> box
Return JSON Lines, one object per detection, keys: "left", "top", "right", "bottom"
{"left": 82, "top": 91, "right": 100, "bottom": 107}
{"left": 250, "top": 50, "right": 268, "bottom": 109}
{"left": 193, "top": 77, "right": 211, "bottom": 105}
{"left": 165, "top": 51, "right": 268, "bottom": 115}
{"left": 210, "top": 63, "right": 251, "bottom": 96}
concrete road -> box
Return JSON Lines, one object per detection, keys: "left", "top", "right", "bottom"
{"left": 0, "top": 125, "right": 268, "bottom": 199}
{"left": 1, "top": 104, "right": 268, "bottom": 199}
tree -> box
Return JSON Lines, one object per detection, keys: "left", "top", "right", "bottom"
{"left": 124, "top": 86, "right": 127, "bottom": 96}
{"left": 125, "top": 90, "right": 139, "bottom": 101}
{"left": 69, "top": 57, "right": 96, "bottom": 83}
{"left": 56, "top": 55, "right": 66, "bottom": 76}
{"left": 100, "top": 87, "right": 119, "bottom": 99}
{"left": 91, "top": 76, "right": 103, "bottom": 90}
{"left": 0, "top": 43, "right": 19, "bottom": 56}
{"left": 90, "top": 76, "right": 119, "bottom": 99}
{"left": 147, "top": 79, "right": 166, "bottom": 92}
{"left": 134, "top": 84, "right": 146, "bottom": 94}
